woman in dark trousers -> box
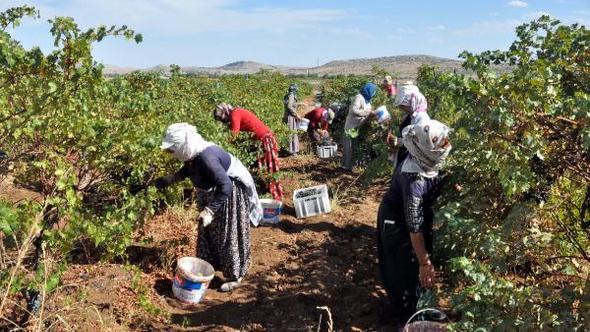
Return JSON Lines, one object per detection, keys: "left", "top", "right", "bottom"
{"left": 377, "top": 119, "right": 452, "bottom": 327}
{"left": 154, "top": 123, "right": 262, "bottom": 292}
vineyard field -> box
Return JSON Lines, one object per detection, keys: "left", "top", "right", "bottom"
{"left": 0, "top": 5, "right": 589, "bottom": 332}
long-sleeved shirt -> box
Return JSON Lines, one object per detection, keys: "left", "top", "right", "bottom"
{"left": 382, "top": 170, "right": 441, "bottom": 233}
{"left": 385, "top": 84, "right": 397, "bottom": 97}
{"left": 158, "top": 146, "right": 233, "bottom": 214}
{"left": 283, "top": 92, "right": 298, "bottom": 122}
{"left": 304, "top": 107, "right": 329, "bottom": 131}
{"left": 230, "top": 108, "right": 271, "bottom": 141}
{"left": 344, "top": 94, "right": 372, "bottom": 130}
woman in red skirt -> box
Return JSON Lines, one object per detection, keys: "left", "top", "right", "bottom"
{"left": 214, "top": 103, "right": 284, "bottom": 201}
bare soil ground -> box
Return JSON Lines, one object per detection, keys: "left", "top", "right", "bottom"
{"left": 3, "top": 94, "right": 405, "bottom": 331}
{"left": 44, "top": 152, "right": 394, "bottom": 332}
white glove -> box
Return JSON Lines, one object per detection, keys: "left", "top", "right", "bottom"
{"left": 198, "top": 207, "right": 214, "bottom": 228}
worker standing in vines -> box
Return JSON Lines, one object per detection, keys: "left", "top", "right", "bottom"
{"left": 341, "top": 82, "right": 378, "bottom": 170}
{"left": 214, "top": 103, "right": 284, "bottom": 201}
{"left": 381, "top": 75, "right": 397, "bottom": 99}
{"left": 377, "top": 119, "right": 451, "bottom": 328}
{"left": 283, "top": 83, "right": 301, "bottom": 156}
{"left": 153, "top": 123, "right": 262, "bottom": 292}
{"left": 387, "top": 82, "right": 431, "bottom": 167}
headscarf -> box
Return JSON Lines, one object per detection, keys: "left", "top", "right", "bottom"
{"left": 288, "top": 83, "right": 298, "bottom": 94}
{"left": 214, "top": 102, "right": 233, "bottom": 122}
{"left": 394, "top": 82, "right": 427, "bottom": 113}
{"left": 360, "top": 82, "right": 378, "bottom": 103}
{"left": 323, "top": 109, "right": 336, "bottom": 124}
{"left": 383, "top": 75, "right": 393, "bottom": 86}
{"left": 401, "top": 119, "right": 451, "bottom": 177}
{"left": 160, "top": 123, "right": 214, "bottom": 162}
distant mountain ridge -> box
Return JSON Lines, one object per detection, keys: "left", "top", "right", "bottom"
{"left": 103, "top": 55, "right": 486, "bottom": 79}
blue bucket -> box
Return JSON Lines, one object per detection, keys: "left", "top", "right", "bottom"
{"left": 260, "top": 198, "right": 282, "bottom": 224}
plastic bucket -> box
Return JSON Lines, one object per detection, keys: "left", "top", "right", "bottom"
{"left": 260, "top": 198, "right": 282, "bottom": 224}
{"left": 297, "top": 118, "right": 310, "bottom": 131}
{"left": 172, "top": 257, "right": 215, "bottom": 304}
{"left": 375, "top": 105, "right": 391, "bottom": 123}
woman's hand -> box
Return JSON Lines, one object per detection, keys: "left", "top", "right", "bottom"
{"left": 419, "top": 262, "right": 436, "bottom": 289}
{"left": 198, "top": 207, "right": 214, "bottom": 229}
{"left": 386, "top": 132, "right": 398, "bottom": 147}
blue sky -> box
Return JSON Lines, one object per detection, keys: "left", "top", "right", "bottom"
{"left": 3, "top": 0, "right": 589, "bottom": 68}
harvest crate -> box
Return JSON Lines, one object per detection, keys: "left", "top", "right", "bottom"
{"left": 316, "top": 144, "right": 338, "bottom": 159}
{"left": 293, "top": 184, "right": 331, "bottom": 219}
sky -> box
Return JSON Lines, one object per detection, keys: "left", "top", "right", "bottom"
{"left": 3, "top": 0, "right": 590, "bottom": 68}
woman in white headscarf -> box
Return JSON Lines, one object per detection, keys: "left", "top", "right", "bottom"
{"left": 387, "top": 81, "right": 431, "bottom": 166}
{"left": 377, "top": 119, "right": 451, "bottom": 327}
{"left": 153, "top": 123, "right": 262, "bottom": 292}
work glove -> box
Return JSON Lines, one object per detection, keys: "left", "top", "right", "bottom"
{"left": 198, "top": 207, "right": 214, "bottom": 229}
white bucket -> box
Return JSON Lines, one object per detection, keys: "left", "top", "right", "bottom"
{"left": 375, "top": 105, "right": 391, "bottom": 123}
{"left": 172, "top": 257, "right": 215, "bottom": 304}
{"left": 260, "top": 198, "right": 282, "bottom": 224}
{"left": 297, "top": 118, "right": 310, "bottom": 131}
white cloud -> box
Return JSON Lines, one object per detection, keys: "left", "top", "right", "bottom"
{"left": 396, "top": 27, "right": 416, "bottom": 34}
{"left": 426, "top": 24, "right": 446, "bottom": 31}
{"left": 508, "top": 1, "right": 528, "bottom": 8}
{"left": 386, "top": 34, "right": 403, "bottom": 41}
{"left": 319, "top": 27, "right": 374, "bottom": 40}
{"left": 3, "top": 0, "right": 350, "bottom": 35}
{"left": 454, "top": 19, "right": 521, "bottom": 36}
{"left": 428, "top": 37, "right": 445, "bottom": 44}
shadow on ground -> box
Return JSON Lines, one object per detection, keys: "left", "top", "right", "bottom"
{"left": 165, "top": 221, "right": 393, "bottom": 331}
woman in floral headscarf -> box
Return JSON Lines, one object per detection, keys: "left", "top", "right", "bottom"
{"left": 377, "top": 119, "right": 451, "bottom": 327}
{"left": 153, "top": 123, "right": 262, "bottom": 292}
{"left": 387, "top": 81, "right": 431, "bottom": 166}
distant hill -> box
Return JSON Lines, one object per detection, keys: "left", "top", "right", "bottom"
{"left": 103, "top": 55, "right": 505, "bottom": 79}
{"left": 282, "top": 55, "right": 469, "bottom": 79}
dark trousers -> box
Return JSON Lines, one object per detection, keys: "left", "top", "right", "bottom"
{"left": 377, "top": 200, "right": 433, "bottom": 323}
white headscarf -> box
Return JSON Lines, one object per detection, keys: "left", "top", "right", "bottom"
{"left": 401, "top": 119, "right": 451, "bottom": 177}
{"left": 394, "top": 82, "right": 428, "bottom": 113}
{"left": 160, "top": 123, "right": 214, "bottom": 161}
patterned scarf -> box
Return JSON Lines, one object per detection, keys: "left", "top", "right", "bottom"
{"left": 215, "top": 103, "right": 233, "bottom": 122}
{"left": 394, "top": 82, "right": 427, "bottom": 113}
{"left": 401, "top": 119, "right": 451, "bottom": 177}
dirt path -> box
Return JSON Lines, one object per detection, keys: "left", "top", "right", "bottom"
{"left": 39, "top": 90, "right": 397, "bottom": 331}
{"left": 49, "top": 154, "right": 392, "bottom": 332}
